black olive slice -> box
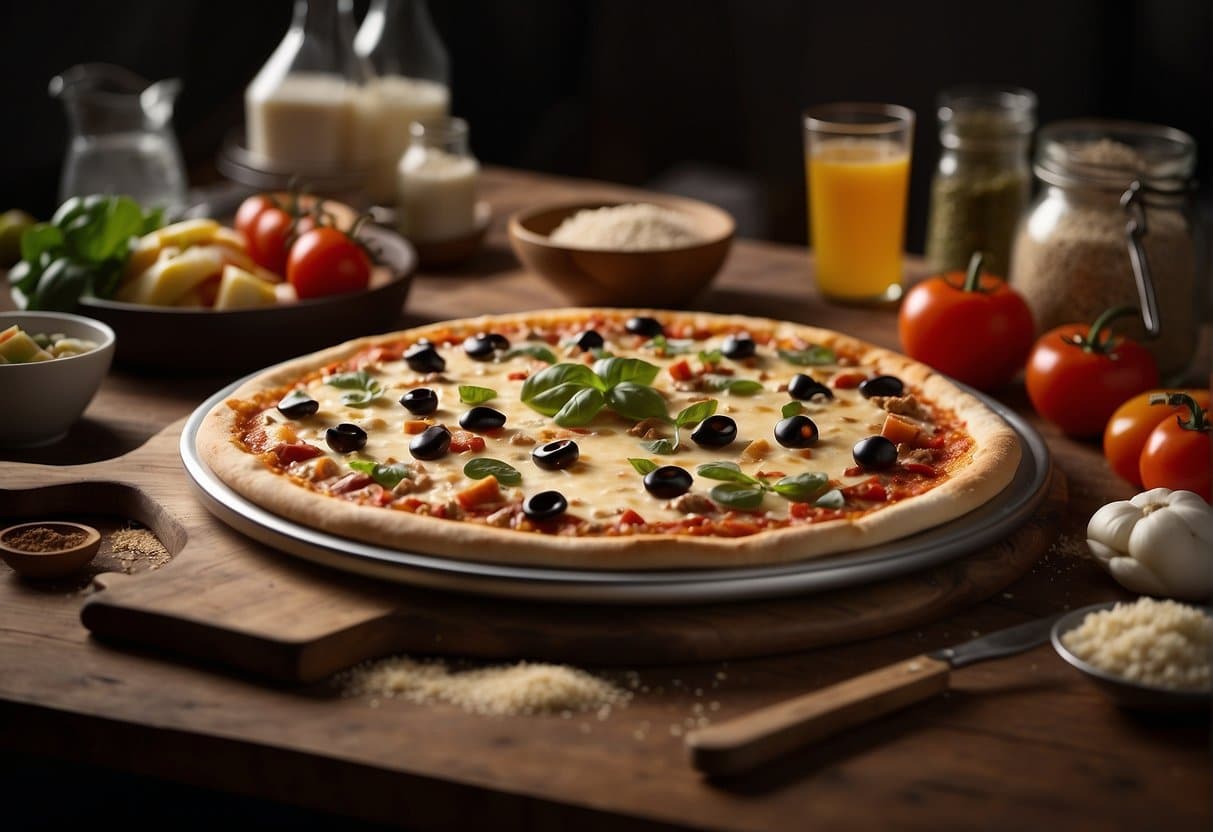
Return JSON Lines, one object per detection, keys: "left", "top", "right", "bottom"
{"left": 858, "top": 375, "right": 904, "bottom": 398}
{"left": 463, "top": 332, "right": 511, "bottom": 361}
{"left": 787, "top": 373, "right": 834, "bottom": 401}
{"left": 459, "top": 406, "right": 507, "bottom": 432}
{"left": 721, "top": 334, "right": 756, "bottom": 360}
{"left": 625, "top": 316, "right": 664, "bottom": 337}
{"left": 277, "top": 390, "right": 319, "bottom": 419}
{"left": 852, "top": 435, "right": 897, "bottom": 469}
{"left": 409, "top": 425, "right": 452, "bottom": 460}
{"left": 574, "top": 329, "right": 605, "bottom": 351}
{"left": 325, "top": 422, "right": 367, "bottom": 454}
{"left": 531, "top": 439, "right": 579, "bottom": 470}
{"left": 774, "top": 415, "right": 819, "bottom": 448}
{"left": 404, "top": 341, "right": 446, "bottom": 373}
{"left": 399, "top": 387, "right": 438, "bottom": 415}
{"left": 643, "top": 466, "right": 693, "bottom": 499}
{"left": 690, "top": 415, "right": 738, "bottom": 448}
{"left": 523, "top": 490, "right": 568, "bottom": 520}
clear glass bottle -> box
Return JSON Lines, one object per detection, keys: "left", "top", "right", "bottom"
{"left": 50, "top": 63, "right": 187, "bottom": 214}
{"left": 355, "top": 0, "right": 451, "bottom": 204}
{"left": 1009, "top": 120, "right": 1200, "bottom": 380}
{"left": 243, "top": 0, "right": 371, "bottom": 170}
{"left": 924, "top": 86, "right": 1035, "bottom": 277}
{"left": 397, "top": 117, "right": 478, "bottom": 243}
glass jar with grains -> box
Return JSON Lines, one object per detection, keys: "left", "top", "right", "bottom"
{"left": 924, "top": 85, "right": 1035, "bottom": 277}
{"left": 1010, "top": 120, "right": 1201, "bottom": 380}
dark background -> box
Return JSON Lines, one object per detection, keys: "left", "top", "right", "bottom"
{"left": 2, "top": 0, "right": 1210, "bottom": 251}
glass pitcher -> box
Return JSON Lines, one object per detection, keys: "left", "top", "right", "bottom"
{"left": 49, "top": 63, "right": 188, "bottom": 214}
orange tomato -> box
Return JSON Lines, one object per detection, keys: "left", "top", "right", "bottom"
{"left": 1103, "top": 389, "right": 1210, "bottom": 486}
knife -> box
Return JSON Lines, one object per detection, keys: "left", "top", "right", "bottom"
{"left": 685, "top": 613, "right": 1063, "bottom": 777}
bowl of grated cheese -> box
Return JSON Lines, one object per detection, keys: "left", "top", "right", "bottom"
{"left": 508, "top": 198, "right": 734, "bottom": 306}
{"left": 1051, "top": 598, "right": 1212, "bottom": 711}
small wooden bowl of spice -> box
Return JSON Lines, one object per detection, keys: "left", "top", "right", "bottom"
{"left": 0, "top": 521, "right": 102, "bottom": 579}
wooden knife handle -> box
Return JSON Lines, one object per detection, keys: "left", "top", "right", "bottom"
{"left": 686, "top": 654, "right": 951, "bottom": 777}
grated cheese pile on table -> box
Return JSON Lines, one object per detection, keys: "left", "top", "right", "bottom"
{"left": 1062, "top": 598, "right": 1212, "bottom": 692}
{"left": 549, "top": 203, "right": 703, "bottom": 250}
{"left": 341, "top": 657, "right": 631, "bottom": 716}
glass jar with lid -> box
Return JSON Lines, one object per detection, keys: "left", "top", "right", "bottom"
{"left": 397, "top": 117, "right": 479, "bottom": 244}
{"left": 356, "top": 0, "right": 451, "bottom": 204}
{"left": 1009, "top": 119, "right": 1200, "bottom": 380}
{"left": 244, "top": 0, "right": 372, "bottom": 171}
{"left": 924, "top": 85, "right": 1035, "bottom": 277}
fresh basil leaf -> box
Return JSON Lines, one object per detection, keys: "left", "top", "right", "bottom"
{"left": 593, "top": 356, "right": 659, "bottom": 389}
{"left": 20, "top": 223, "right": 64, "bottom": 263}
{"left": 709, "top": 482, "right": 765, "bottom": 510}
{"left": 647, "top": 334, "right": 693, "bottom": 355}
{"left": 778, "top": 346, "right": 836, "bottom": 366}
{"left": 590, "top": 348, "right": 614, "bottom": 360}
{"left": 463, "top": 457, "right": 522, "bottom": 486}
{"left": 771, "top": 472, "right": 830, "bottom": 502}
{"left": 327, "top": 369, "right": 382, "bottom": 407}
{"left": 814, "top": 488, "right": 845, "bottom": 509}
{"left": 85, "top": 196, "right": 144, "bottom": 261}
{"left": 140, "top": 205, "right": 165, "bottom": 235}
{"left": 350, "top": 460, "right": 411, "bottom": 489}
{"left": 781, "top": 401, "right": 804, "bottom": 418}
{"left": 90, "top": 260, "right": 124, "bottom": 299}
{"left": 699, "top": 349, "right": 722, "bottom": 365}
{"left": 628, "top": 458, "right": 659, "bottom": 475}
{"left": 606, "top": 382, "right": 669, "bottom": 421}
{"left": 7, "top": 260, "right": 40, "bottom": 295}
{"left": 28, "top": 259, "right": 91, "bottom": 311}
{"left": 526, "top": 382, "right": 587, "bottom": 416}
{"left": 327, "top": 369, "right": 375, "bottom": 389}
{"left": 703, "top": 376, "right": 763, "bottom": 396}
{"left": 521, "top": 362, "right": 601, "bottom": 404}
{"left": 554, "top": 387, "right": 606, "bottom": 427}
{"left": 676, "top": 399, "right": 718, "bottom": 428}
{"left": 695, "top": 461, "right": 759, "bottom": 484}
{"left": 458, "top": 385, "right": 498, "bottom": 404}
{"left": 504, "top": 343, "right": 557, "bottom": 364}
{"left": 643, "top": 438, "right": 676, "bottom": 455}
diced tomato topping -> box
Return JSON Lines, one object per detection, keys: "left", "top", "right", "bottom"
{"left": 798, "top": 449, "right": 814, "bottom": 459}
{"left": 831, "top": 372, "right": 867, "bottom": 389}
{"left": 789, "top": 502, "right": 812, "bottom": 519}
{"left": 272, "top": 442, "right": 323, "bottom": 465}
{"left": 668, "top": 359, "right": 694, "bottom": 382}
{"left": 449, "top": 430, "right": 486, "bottom": 453}
{"left": 508, "top": 371, "right": 529, "bottom": 381}
{"left": 881, "top": 413, "right": 919, "bottom": 445}
{"left": 756, "top": 471, "right": 785, "bottom": 480}
{"left": 403, "top": 419, "right": 431, "bottom": 434}
{"left": 330, "top": 472, "right": 374, "bottom": 495}
{"left": 844, "top": 465, "right": 862, "bottom": 477}
{"left": 842, "top": 478, "right": 887, "bottom": 502}
{"left": 618, "top": 509, "right": 646, "bottom": 526}
{"left": 902, "top": 462, "right": 939, "bottom": 478}
{"left": 921, "top": 434, "right": 946, "bottom": 450}
{"left": 456, "top": 476, "right": 502, "bottom": 508}
{"left": 718, "top": 516, "right": 762, "bottom": 537}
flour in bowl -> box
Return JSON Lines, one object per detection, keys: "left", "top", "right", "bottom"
{"left": 549, "top": 203, "right": 703, "bottom": 250}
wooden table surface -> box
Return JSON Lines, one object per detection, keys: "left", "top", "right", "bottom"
{"left": 1, "top": 168, "right": 1208, "bottom": 831}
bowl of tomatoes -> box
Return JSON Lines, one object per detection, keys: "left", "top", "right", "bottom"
{"left": 78, "top": 191, "right": 416, "bottom": 372}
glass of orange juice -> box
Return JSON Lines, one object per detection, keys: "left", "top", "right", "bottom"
{"left": 804, "top": 103, "right": 915, "bottom": 303}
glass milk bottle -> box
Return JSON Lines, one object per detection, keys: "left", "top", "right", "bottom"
{"left": 355, "top": 0, "right": 451, "bottom": 203}
{"left": 397, "top": 118, "right": 478, "bottom": 243}
{"left": 244, "top": 0, "right": 371, "bottom": 170}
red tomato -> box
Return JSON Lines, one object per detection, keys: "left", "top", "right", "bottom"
{"left": 234, "top": 194, "right": 277, "bottom": 241}
{"left": 898, "top": 253, "right": 1035, "bottom": 391}
{"left": 1025, "top": 308, "right": 1159, "bottom": 437}
{"left": 1103, "top": 389, "right": 1210, "bottom": 486}
{"left": 1139, "top": 394, "right": 1211, "bottom": 501}
{"left": 246, "top": 207, "right": 296, "bottom": 273}
{"left": 286, "top": 227, "right": 372, "bottom": 299}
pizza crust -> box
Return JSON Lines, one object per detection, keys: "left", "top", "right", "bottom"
{"left": 197, "top": 309, "right": 1022, "bottom": 570}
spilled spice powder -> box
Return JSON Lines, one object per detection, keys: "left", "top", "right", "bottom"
{"left": 3, "top": 527, "right": 87, "bottom": 552}
{"left": 108, "top": 528, "right": 171, "bottom": 572}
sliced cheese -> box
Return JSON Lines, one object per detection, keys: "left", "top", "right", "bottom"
{"left": 116, "top": 245, "right": 226, "bottom": 306}
{"left": 214, "top": 265, "right": 277, "bottom": 310}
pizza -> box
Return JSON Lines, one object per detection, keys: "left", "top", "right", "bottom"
{"left": 197, "top": 309, "right": 1020, "bottom": 569}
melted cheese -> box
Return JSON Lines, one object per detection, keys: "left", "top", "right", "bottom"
{"left": 279, "top": 337, "right": 911, "bottom": 522}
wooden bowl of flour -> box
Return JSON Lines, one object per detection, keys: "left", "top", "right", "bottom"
{"left": 508, "top": 197, "right": 734, "bottom": 307}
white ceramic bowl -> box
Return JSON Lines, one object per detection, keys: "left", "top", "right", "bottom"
{"left": 0, "top": 311, "right": 115, "bottom": 448}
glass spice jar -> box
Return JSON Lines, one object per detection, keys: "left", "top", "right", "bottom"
{"left": 1009, "top": 119, "right": 1200, "bottom": 380}
{"left": 397, "top": 117, "right": 479, "bottom": 243}
{"left": 924, "top": 85, "right": 1035, "bottom": 277}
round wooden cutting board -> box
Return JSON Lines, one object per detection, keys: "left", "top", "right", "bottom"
{"left": 0, "top": 420, "right": 1064, "bottom": 683}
